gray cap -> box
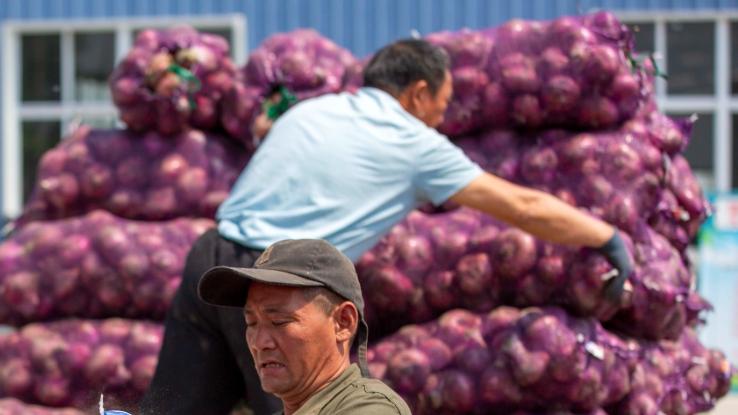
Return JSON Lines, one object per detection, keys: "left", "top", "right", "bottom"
{"left": 198, "top": 239, "right": 370, "bottom": 376}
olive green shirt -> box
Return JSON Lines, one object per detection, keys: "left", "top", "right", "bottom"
{"left": 276, "top": 364, "right": 411, "bottom": 415}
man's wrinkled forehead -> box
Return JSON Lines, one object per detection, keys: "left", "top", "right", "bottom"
{"left": 243, "top": 283, "right": 309, "bottom": 314}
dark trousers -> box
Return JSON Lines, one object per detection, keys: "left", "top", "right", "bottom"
{"left": 139, "top": 229, "right": 282, "bottom": 415}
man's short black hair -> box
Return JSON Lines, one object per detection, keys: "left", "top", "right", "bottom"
{"left": 301, "top": 286, "right": 357, "bottom": 347}
{"left": 363, "top": 38, "right": 450, "bottom": 97}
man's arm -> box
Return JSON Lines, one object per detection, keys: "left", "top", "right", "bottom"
{"left": 450, "top": 172, "right": 614, "bottom": 247}
{"left": 450, "top": 172, "right": 632, "bottom": 301}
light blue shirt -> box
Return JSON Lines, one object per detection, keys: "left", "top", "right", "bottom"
{"left": 216, "top": 87, "right": 483, "bottom": 261}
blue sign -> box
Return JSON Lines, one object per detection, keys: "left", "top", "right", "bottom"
{"left": 698, "top": 192, "right": 738, "bottom": 391}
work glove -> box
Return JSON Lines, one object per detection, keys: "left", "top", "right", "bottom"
{"left": 595, "top": 230, "right": 633, "bottom": 303}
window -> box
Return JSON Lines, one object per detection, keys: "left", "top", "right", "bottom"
{"left": 626, "top": 22, "right": 654, "bottom": 55}
{"left": 21, "top": 121, "right": 61, "bottom": 202}
{"left": 21, "top": 34, "right": 61, "bottom": 102}
{"left": 2, "top": 15, "right": 246, "bottom": 218}
{"left": 668, "top": 112, "right": 715, "bottom": 190}
{"left": 618, "top": 13, "right": 733, "bottom": 193}
{"left": 730, "top": 22, "right": 738, "bottom": 94}
{"left": 666, "top": 22, "right": 715, "bottom": 95}
{"left": 75, "top": 32, "right": 115, "bottom": 102}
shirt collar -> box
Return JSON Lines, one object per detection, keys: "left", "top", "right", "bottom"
{"left": 359, "top": 86, "right": 399, "bottom": 106}
{"left": 358, "top": 87, "right": 426, "bottom": 128}
{"left": 289, "top": 364, "right": 362, "bottom": 415}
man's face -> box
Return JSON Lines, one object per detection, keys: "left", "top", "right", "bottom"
{"left": 244, "top": 283, "right": 338, "bottom": 398}
{"left": 417, "top": 70, "right": 453, "bottom": 128}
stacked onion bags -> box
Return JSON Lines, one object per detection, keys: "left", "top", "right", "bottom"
{"left": 0, "top": 14, "right": 732, "bottom": 414}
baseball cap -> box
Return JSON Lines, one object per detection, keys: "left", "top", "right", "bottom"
{"left": 197, "top": 239, "right": 370, "bottom": 376}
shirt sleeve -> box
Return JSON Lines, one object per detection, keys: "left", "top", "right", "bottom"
{"left": 413, "top": 131, "right": 483, "bottom": 206}
{"left": 330, "top": 392, "right": 410, "bottom": 415}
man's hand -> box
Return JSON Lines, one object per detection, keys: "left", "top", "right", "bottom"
{"left": 250, "top": 86, "right": 297, "bottom": 144}
{"left": 251, "top": 112, "right": 274, "bottom": 141}
{"left": 595, "top": 231, "right": 633, "bottom": 302}
{"left": 449, "top": 173, "right": 634, "bottom": 303}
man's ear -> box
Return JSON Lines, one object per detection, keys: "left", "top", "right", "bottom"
{"left": 332, "top": 301, "right": 358, "bottom": 343}
{"left": 409, "top": 79, "right": 430, "bottom": 111}
{"left": 397, "top": 79, "right": 429, "bottom": 119}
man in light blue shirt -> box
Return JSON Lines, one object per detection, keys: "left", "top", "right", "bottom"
{"left": 141, "top": 39, "right": 631, "bottom": 415}
{"left": 217, "top": 84, "right": 483, "bottom": 261}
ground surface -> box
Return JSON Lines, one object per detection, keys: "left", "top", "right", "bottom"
{"left": 707, "top": 393, "right": 738, "bottom": 414}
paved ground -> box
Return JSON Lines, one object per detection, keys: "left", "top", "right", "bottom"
{"left": 707, "top": 393, "right": 738, "bottom": 414}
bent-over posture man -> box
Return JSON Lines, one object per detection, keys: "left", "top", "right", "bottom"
{"left": 198, "top": 239, "right": 412, "bottom": 415}
{"left": 140, "top": 38, "right": 632, "bottom": 414}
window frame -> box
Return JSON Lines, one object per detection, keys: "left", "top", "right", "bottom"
{"left": 1, "top": 14, "right": 247, "bottom": 218}
{"left": 616, "top": 11, "right": 733, "bottom": 195}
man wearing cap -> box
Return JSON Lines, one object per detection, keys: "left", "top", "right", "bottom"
{"left": 198, "top": 239, "right": 411, "bottom": 415}
{"left": 141, "top": 38, "right": 633, "bottom": 414}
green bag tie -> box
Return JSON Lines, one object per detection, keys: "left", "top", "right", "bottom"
{"left": 626, "top": 51, "right": 668, "bottom": 80}
{"left": 649, "top": 53, "right": 668, "bottom": 80}
{"left": 167, "top": 63, "right": 202, "bottom": 110}
{"left": 263, "top": 85, "right": 298, "bottom": 120}
{"left": 626, "top": 50, "right": 641, "bottom": 72}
